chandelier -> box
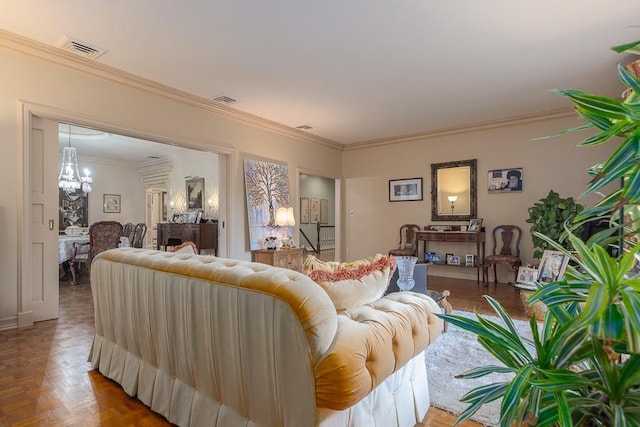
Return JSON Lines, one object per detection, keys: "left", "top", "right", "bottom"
{"left": 58, "top": 126, "right": 93, "bottom": 193}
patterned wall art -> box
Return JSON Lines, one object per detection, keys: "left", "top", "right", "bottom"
{"left": 243, "top": 158, "right": 291, "bottom": 250}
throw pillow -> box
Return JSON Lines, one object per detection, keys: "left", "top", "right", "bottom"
{"left": 303, "top": 254, "right": 396, "bottom": 311}
{"left": 170, "top": 241, "right": 198, "bottom": 254}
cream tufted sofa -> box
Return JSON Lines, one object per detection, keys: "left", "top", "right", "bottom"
{"left": 88, "top": 248, "right": 443, "bottom": 427}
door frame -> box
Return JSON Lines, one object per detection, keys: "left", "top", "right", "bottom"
{"left": 296, "top": 167, "right": 342, "bottom": 261}
{"left": 18, "top": 101, "right": 233, "bottom": 327}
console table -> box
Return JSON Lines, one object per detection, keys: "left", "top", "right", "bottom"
{"left": 156, "top": 222, "right": 218, "bottom": 255}
{"left": 251, "top": 248, "right": 304, "bottom": 272}
{"left": 416, "top": 229, "right": 485, "bottom": 283}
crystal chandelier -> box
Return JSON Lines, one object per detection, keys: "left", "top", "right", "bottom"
{"left": 58, "top": 126, "right": 93, "bottom": 193}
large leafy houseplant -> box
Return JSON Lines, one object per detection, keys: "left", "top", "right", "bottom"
{"left": 526, "top": 190, "right": 585, "bottom": 259}
{"left": 441, "top": 39, "right": 640, "bottom": 427}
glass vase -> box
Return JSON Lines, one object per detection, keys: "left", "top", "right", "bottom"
{"left": 395, "top": 256, "right": 418, "bottom": 291}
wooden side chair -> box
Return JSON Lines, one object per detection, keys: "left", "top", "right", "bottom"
{"left": 131, "top": 223, "right": 147, "bottom": 248}
{"left": 388, "top": 224, "right": 421, "bottom": 258}
{"left": 70, "top": 221, "right": 123, "bottom": 285}
{"left": 482, "top": 224, "right": 522, "bottom": 285}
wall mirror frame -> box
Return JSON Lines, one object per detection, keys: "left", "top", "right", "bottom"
{"left": 431, "top": 159, "right": 477, "bottom": 222}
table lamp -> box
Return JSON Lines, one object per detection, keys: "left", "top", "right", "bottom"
{"left": 275, "top": 207, "right": 296, "bottom": 248}
{"left": 448, "top": 195, "right": 458, "bottom": 214}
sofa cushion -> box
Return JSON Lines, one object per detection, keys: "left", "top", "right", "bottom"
{"left": 303, "top": 254, "right": 396, "bottom": 311}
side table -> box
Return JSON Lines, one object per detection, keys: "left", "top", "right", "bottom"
{"left": 426, "top": 289, "right": 453, "bottom": 332}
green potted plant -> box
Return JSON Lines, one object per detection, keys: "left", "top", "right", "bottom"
{"left": 441, "top": 39, "right": 640, "bottom": 426}
{"left": 526, "top": 190, "right": 585, "bottom": 259}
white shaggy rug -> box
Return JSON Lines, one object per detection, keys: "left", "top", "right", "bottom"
{"left": 425, "top": 310, "right": 534, "bottom": 426}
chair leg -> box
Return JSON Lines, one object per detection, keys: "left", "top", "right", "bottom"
{"left": 493, "top": 264, "right": 498, "bottom": 284}
{"left": 70, "top": 261, "right": 77, "bottom": 286}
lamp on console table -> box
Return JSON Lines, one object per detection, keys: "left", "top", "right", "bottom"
{"left": 275, "top": 207, "right": 296, "bottom": 248}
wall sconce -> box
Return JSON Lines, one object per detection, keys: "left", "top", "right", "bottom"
{"left": 275, "top": 207, "right": 296, "bottom": 248}
{"left": 448, "top": 195, "right": 458, "bottom": 214}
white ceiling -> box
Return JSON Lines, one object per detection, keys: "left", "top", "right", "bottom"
{"left": 3, "top": 1, "right": 640, "bottom": 146}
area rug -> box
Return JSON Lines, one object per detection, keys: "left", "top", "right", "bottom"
{"left": 424, "top": 310, "right": 534, "bottom": 427}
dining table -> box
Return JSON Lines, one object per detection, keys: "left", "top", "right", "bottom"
{"left": 58, "top": 234, "right": 90, "bottom": 264}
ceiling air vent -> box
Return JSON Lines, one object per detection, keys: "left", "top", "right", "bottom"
{"left": 212, "top": 96, "right": 237, "bottom": 104}
{"left": 56, "top": 35, "right": 107, "bottom": 60}
{"left": 296, "top": 125, "right": 313, "bottom": 130}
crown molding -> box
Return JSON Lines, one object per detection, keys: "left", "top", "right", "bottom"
{"left": 343, "top": 107, "right": 576, "bottom": 151}
{"left": 0, "top": 29, "right": 343, "bottom": 151}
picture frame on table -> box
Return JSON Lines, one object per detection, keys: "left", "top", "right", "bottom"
{"left": 447, "top": 255, "right": 461, "bottom": 265}
{"left": 468, "top": 218, "right": 483, "bottom": 231}
{"left": 537, "top": 250, "right": 570, "bottom": 283}
{"left": 103, "top": 194, "right": 121, "bottom": 213}
{"left": 465, "top": 254, "right": 476, "bottom": 266}
{"left": 517, "top": 266, "right": 538, "bottom": 286}
{"left": 389, "top": 177, "right": 423, "bottom": 202}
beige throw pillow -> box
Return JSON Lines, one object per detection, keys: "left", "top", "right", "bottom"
{"left": 303, "top": 254, "right": 396, "bottom": 311}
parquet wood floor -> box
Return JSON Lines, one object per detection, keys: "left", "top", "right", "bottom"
{"left": 0, "top": 274, "right": 527, "bottom": 426}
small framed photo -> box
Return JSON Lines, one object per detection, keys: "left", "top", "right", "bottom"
{"left": 447, "top": 255, "right": 461, "bottom": 265}
{"left": 517, "top": 266, "right": 538, "bottom": 286}
{"left": 424, "top": 251, "right": 437, "bottom": 263}
{"left": 103, "top": 194, "right": 121, "bottom": 213}
{"left": 196, "top": 211, "right": 203, "bottom": 224}
{"left": 488, "top": 168, "right": 523, "bottom": 193}
{"left": 187, "top": 210, "right": 198, "bottom": 223}
{"left": 537, "top": 250, "right": 570, "bottom": 283}
{"left": 465, "top": 254, "right": 476, "bottom": 266}
{"left": 389, "top": 177, "right": 423, "bottom": 202}
{"left": 468, "top": 218, "right": 483, "bottom": 232}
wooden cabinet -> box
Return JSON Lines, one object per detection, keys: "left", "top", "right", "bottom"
{"left": 156, "top": 222, "right": 218, "bottom": 254}
{"left": 251, "top": 248, "right": 304, "bottom": 272}
{"left": 416, "top": 230, "right": 485, "bottom": 283}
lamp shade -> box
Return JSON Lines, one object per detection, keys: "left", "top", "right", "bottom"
{"left": 447, "top": 195, "right": 458, "bottom": 202}
{"left": 275, "top": 207, "right": 296, "bottom": 227}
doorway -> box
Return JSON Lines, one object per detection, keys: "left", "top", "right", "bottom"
{"left": 19, "top": 103, "right": 231, "bottom": 326}
{"left": 298, "top": 172, "right": 341, "bottom": 262}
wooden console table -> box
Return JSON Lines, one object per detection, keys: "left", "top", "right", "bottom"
{"left": 251, "top": 248, "right": 304, "bottom": 272}
{"left": 416, "top": 229, "right": 485, "bottom": 283}
{"left": 156, "top": 222, "right": 218, "bottom": 255}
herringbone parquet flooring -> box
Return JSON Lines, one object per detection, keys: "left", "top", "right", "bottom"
{"left": 0, "top": 274, "right": 527, "bottom": 426}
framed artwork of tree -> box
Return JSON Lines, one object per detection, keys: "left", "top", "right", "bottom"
{"left": 243, "top": 157, "right": 291, "bottom": 250}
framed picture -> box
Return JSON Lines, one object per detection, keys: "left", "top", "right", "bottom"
{"left": 468, "top": 218, "right": 483, "bottom": 232}
{"left": 488, "top": 168, "right": 523, "bottom": 193}
{"left": 300, "top": 197, "right": 310, "bottom": 223}
{"left": 196, "top": 211, "right": 203, "bottom": 224}
{"left": 320, "top": 199, "right": 329, "bottom": 224}
{"left": 389, "top": 177, "right": 423, "bottom": 202}
{"left": 517, "top": 266, "right": 538, "bottom": 286}
{"left": 186, "top": 177, "right": 205, "bottom": 210}
{"left": 424, "top": 251, "right": 437, "bottom": 263}
{"left": 447, "top": 255, "right": 461, "bottom": 265}
{"left": 187, "top": 210, "right": 198, "bottom": 223}
{"left": 537, "top": 250, "right": 570, "bottom": 283}
{"left": 465, "top": 254, "right": 476, "bottom": 266}
{"left": 103, "top": 194, "right": 121, "bottom": 213}
{"left": 310, "top": 198, "right": 320, "bottom": 223}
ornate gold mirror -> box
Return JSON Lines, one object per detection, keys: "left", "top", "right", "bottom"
{"left": 431, "top": 159, "right": 477, "bottom": 222}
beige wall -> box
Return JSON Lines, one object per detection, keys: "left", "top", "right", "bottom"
{"left": 342, "top": 115, "right": 616, "bottom": 282}
{"left": 0, "top": 39, "right": 342, "bottom": 325}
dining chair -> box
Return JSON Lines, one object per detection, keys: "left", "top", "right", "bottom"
{"left": 122, "top": 222, "right": 134, "bottom": 242}
{"left": 388, "top": 224, "right": 421, "bottom": 258}
{"left": 482, "top": 224, "right": 522, "bottom": 285}
{"left": 70, "top": 221, "right": 123, "bottom": 285}
{"left": 131, "top": 223, "right": 147, "bottom": 248}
